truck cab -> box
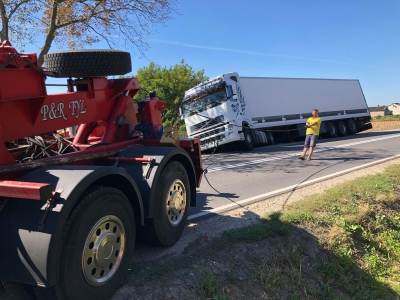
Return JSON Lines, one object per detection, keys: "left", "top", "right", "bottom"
{"left": 181, "top": 72, "right": 248, "bottom": 150}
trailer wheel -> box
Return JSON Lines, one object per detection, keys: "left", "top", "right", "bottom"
{"left": 57, "top": 187, "right": 135, "bottom": 300}
{"left": 242, "top": 127, "right": 254, "bottom": 151}
{"left": 44, "top": 50, "right": 132, "bottom": 77}
{"left": 266, "top": 131, "right": 275, "bottom": 145}
{"left": 259, "top": 131, "right": 268, "bottom": 145}
{"left": 346, "top": 119, "right": 357, "bottom": 134}
{"left": 254, "top": 130, "right": 262, "bottom": 146}
{"left": 326, "top": 122, "right": 338, "bottom": 138}
{"left": 337, "top": 120, "right": 348, "bottom": 136}
{"left": 145, "top": 161, "right": 191, "bottom": 246}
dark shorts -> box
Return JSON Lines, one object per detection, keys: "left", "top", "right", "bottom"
{"left": 304, "top": 134, "right": 318, "bottom": 147}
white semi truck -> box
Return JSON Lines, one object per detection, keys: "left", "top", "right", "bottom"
{"left": 181, "top": 73, "right": 372, "bottom": 151}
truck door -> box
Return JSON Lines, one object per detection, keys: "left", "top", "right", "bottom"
{"left": 227, "top": 75, "right": 245, "bottom": 119}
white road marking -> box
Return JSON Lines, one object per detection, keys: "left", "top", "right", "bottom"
{"left": 189, "top": 153, "right": 400, "bottom": 220}
{"left": 205, "top": 133, "right": 400, "bottom": 173}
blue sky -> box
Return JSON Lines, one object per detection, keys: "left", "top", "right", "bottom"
{"left": 130, "top": 0, "right": 400, "bottom": 106}
{"left": 46, "top": 0, "right": 400, "bottom": 106}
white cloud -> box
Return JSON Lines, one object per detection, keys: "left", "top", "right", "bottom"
{"left": 151, "top": 39, "right": 355, "bottom": 65}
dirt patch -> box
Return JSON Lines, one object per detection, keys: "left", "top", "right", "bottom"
{"left": 371, "top": 120, "right": 400, "bottom": 131}
{"left": 114, "top": 227, "right": 327, "bottom": 300}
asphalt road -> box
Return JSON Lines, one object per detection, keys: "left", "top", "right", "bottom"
{"left": 189, "top": 130, "right": 400, "bottom": 219}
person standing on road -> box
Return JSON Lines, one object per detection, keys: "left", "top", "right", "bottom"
{"left": 299, "top": 109, "right": 321, "bottom": 160}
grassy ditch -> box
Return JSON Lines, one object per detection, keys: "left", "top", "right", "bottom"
{"left": 116, "top": 165, "right": 400, "bottom": 300}
{"left": 220, "top": 164, "right": 400, "bottom": 299}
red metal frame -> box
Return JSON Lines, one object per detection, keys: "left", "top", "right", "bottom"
{"left": 0, "top": 41, "right": 143, "bottom": 166}
{"left": 0, "top": 41, "right": 203, "bottom": 200}
{"left": 108, "top": 156, "right": 156, "bottom": 164}
{"left": 0, "top": 180, "right": 53, "bottom": 201}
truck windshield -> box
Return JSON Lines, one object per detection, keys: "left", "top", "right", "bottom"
{"left": 182, "top": 89, "right": 226, "bottom": 117}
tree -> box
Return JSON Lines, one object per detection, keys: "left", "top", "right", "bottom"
{"left": 0, "top": 0, "right": 38, "bottom": 47}
{"left": 0, "top": 0, "right": 171, "bottom": 65}
{"left": 135, "top": 61, "right": 207, "bottom": 129}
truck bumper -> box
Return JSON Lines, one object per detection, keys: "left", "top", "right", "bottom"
{"left": 200, "top": 134, "right": 241, "bottom": 151}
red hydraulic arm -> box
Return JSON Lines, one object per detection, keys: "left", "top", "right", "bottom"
{"left": 0, "top": 41, "right": 203, "bottom": 200}
{"left": 0, "top": 41, "right": 141, "bottom": 166}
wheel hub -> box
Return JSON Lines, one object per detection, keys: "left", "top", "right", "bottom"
{"left": 166, "top": 179, "right": 187, "bottom": 226}
{"left": 82, "top": 215, "right": 126, "bottom": 286}
{"left": 95, "top": 233, "right": 115, "bottom": 264}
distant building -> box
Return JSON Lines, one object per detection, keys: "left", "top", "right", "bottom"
{"left": 369, "top": 105, "right": 390, "bottom": 118}
{"left": 387, "top": 103, "right": 400, "bottom": 115}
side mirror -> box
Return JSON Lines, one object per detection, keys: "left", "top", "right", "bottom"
{"left": 179, "top": 107, "right": 184, "bottom": 119}
{"left": 230, "top": 76, "right": 238, "bottom": 82}
{"left": 226, "top": 85, "right": 236, "bottom": 99}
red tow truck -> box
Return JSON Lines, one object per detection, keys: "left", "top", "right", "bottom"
{"left": 0, "top": 41, "right": 202, "bottom": 299}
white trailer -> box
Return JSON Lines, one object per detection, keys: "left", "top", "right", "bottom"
{"left": 181, "top": 73, "right": 371, "bottom": 151}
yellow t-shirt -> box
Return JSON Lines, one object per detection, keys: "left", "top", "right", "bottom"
{"left": 306, "top": 117, "right": 321, "bottom": 135}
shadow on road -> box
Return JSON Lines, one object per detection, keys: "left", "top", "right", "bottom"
{"left": 203, "top": 130, "right": 400, "bottom": 168}
{"left": 205, "top": 147, "right": 383, "bottom": 175}
{"left": 113, "top": 211, "right": 398, "bottom": 299}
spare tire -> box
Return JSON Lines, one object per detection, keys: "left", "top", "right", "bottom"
{"left": 44, "top": 50, "right": 132, "bottom": 77}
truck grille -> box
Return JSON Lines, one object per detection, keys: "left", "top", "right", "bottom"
{"left": 196, "top": 126, "right": 225, "bottom": 140}
{"left": 200, "top": 134, "right": 225, "bottom": 146}
{"left": 190, "top": 115, "right": 224, "bottom": 133}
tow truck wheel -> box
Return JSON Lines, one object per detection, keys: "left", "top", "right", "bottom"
{"left": 57, "top": 187, "right": 135, "bottom": 300}
{"left": 145, "top": 161, "right": 191, "bottom": 247}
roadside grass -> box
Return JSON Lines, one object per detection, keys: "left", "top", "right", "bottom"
{"left": 373, "top": 115, "right": 400, "bottom": 121}
{"left": 116, "top": 165, "right": 400, "bottom": 300}
{"left": 197, "top": 271, "right": 228, "bottom": 300}
{"left": 216, "top": 165, "right": 400, "bottom": 299}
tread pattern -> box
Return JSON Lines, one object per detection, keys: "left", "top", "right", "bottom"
{"left": 44, "top": 50, "right": 132, "bottom": 77}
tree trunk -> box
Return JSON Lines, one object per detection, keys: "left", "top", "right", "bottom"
{"left": 37, "top": 0, "right": 58, "bottom": 66}
{"left": 0, "top": 1, "right": 9, "bottom": 42}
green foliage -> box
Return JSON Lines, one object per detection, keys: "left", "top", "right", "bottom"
{"left": 281, "top": 164, "right": 400, "bottom": 294}
{"left": 197, "top": 271, "right": 228, "bottom": 300}
{"left": 219, "top": 165, "right": 400, "bottom": 298}
{"left": 135, "top": 61, "right": 207, "bottom": 128}
{"left": 373, "top": 114, "right": 400, "bottom": 121}
{"left": 223, "top": 214, "right": 290, "bottom": 243}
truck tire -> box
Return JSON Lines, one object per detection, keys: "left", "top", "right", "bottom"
{"left": 145, "top": 161, "right": 191, "bottom": 246}
{"left": 346, "top": 119, "right": 357, "bottom": 134}
{"left": 44, "top": 50, "right": 132, "bottom": 78}
{"left": 57, "top": 187, "right": 135, "bottom": 300}
{"left": 320, "top": 122, "right": 328, "bottom": 136}
{"left": 254, "top": 130, "right": 261, "bottom": 146}
{"left": 266, "top": 131, "right": 275, "bottom": 145}
{"left": 326, "top": 122, "right": 338, "bottom": 138}
{"left": 337, "top": 120, "right": 348, "bottom": 136}
{"left": 242, "top": 127, "right": 254, "bottom": 151}
{"left": 260, "top": 131, "right": 268, "bottom": 145}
